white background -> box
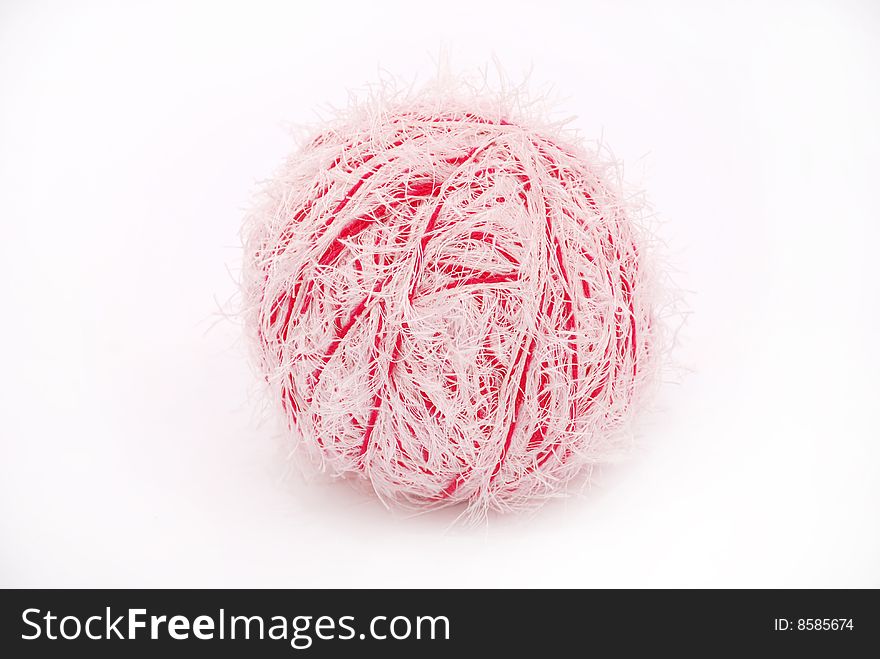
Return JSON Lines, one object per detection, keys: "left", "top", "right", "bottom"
{"left": 1, "top": 0, "right": 878, "bottom": 587}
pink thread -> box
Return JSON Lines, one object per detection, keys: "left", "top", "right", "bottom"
{"left": 243, "top": 87, "right": 657, "bottom": 517}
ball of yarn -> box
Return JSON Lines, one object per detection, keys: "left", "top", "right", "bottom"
{"left": 243, "top": 86, "right": 657, "bottom": 514}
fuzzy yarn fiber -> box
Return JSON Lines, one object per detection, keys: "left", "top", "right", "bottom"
{"left": 243, "top": 83, "right": 657, "bottom": 515}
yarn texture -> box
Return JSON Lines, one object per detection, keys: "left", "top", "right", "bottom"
{"left": 243, "top": 81, "right": 658, "bottom": 515}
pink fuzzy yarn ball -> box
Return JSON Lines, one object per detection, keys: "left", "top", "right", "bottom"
{"left": 243, "top": 87, "right": 657, "bottom": 516}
